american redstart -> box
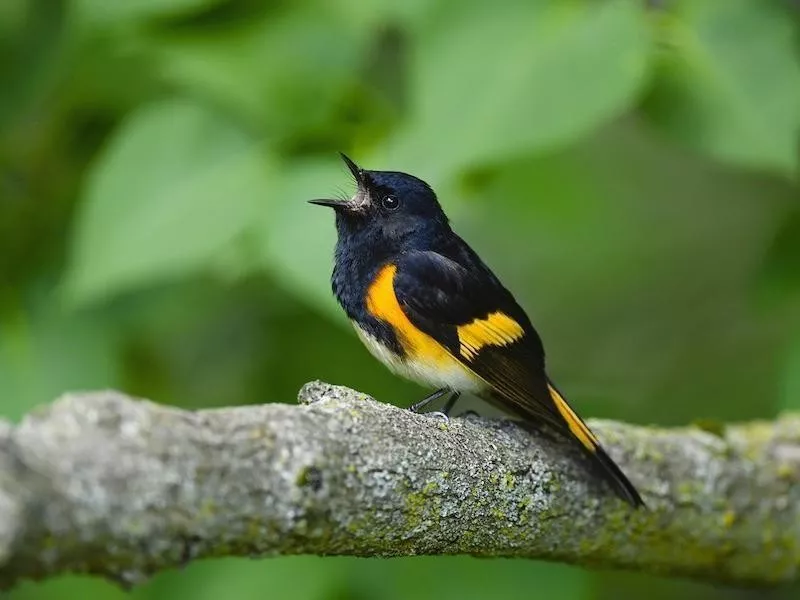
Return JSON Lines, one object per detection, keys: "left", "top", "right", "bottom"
{"left": 310, "top": 153, "right": 644, "bottom": 508}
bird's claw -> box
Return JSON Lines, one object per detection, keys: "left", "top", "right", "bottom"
{"left": 425, "top": 410, "right": 450, "bottom": 423}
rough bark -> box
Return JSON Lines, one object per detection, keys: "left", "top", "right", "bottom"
{"left": 0, "top": 381, "right": 798, "bottom": 590}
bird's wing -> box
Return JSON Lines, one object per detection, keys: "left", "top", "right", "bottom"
{"left": 390, "top": 251, "right": 598, "bottom": 449}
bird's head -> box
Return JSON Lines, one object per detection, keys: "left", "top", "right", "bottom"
{"left": 309, "top": 154, "right": 449, "bottom": 245}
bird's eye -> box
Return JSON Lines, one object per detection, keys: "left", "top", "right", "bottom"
{"left": 382, "top": 196, "right": 400, "bottom": 211}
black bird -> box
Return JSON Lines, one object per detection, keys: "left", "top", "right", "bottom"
{"left": 310, "top": 154, "right": 644, "bottom": 507}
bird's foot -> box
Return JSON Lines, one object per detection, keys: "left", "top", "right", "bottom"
{"left": 409, "top": 391, "right": 462, "bottom": 424}
{"left": 423, "top": 410, "right": 450, "bottom": 423}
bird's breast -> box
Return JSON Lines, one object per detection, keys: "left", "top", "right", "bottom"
{"left": 352, "top": 323, "right": 484, "bottom": 392}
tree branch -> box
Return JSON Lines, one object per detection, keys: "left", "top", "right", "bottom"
{"left": 0, "top": 381, "right": 798, "bottom": 590}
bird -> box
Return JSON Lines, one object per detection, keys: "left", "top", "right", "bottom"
{"left": 309, "top": 153, "right": 644, "bottom": 508}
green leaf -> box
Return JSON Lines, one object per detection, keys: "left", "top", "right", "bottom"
{"left": 259, "top": 158, "right": 348, "bottom": 322}
{"left": 64, "top": 99, "right": 272, "bottom": 305}
{"left": 73, "top": 0, "right": 223, "bottom": 26}
{"left": 381, "top": 0, "right": 651, "bottom": 179}
{"left": 644, "top": 0, "right": 800, "bottom": 177}
{"left": 152, "top": 7, "right": 369, "bottom": 136}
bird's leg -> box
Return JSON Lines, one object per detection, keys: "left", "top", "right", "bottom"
{"left": 415, "top": 391, "right": 462, "bottom": 423}
{"left": 408, "top": 387, "right": 449, "bottom": 413}
{"left": 440, "top": 392, "right": 461, "bottom": 416}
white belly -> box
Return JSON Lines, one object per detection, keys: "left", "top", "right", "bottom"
{"left": 353, "top": 325, "right": 485, "bottom": 393}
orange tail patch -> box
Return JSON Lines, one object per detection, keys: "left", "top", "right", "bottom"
{"left": 547, "top": 383, "right": 599, "bottom": 453}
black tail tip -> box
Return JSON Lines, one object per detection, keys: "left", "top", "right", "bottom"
{"left": 621, "top": 486, "right": 647, "bottom": 509}
{"left": 593, "top": 446, "right": 646, "bottom": 509}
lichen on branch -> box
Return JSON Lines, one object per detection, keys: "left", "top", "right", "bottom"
{"left": 0, "top": 381, "right": 798, "bottom": 590}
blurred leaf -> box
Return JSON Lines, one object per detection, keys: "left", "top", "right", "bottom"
{"left": 382, "top": 0, "right": 651, "bottom": 178}
{"left": 0, "top": 300, "right": 120, "bottom": 422}
{"left": 644, "top": 0, "right": 800, "bottom": 177}
{"left": 259, "top": 158, "right": 347, "bottom": 321}
{"left": 73, "top": 0, "right": 223, "bottom": 26}
{"left": 64, "top": 99, "right": 272, "bottom": 305}
{"left": 151, "top": 6, "right": 369, "bottom": 138}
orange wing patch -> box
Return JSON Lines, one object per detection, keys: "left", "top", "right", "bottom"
{"left": 457, "top": 312, "right": 525, "bottom": 360}
{"left": 365, "top": 264, "right": 452, "bottom": 365}
{"left": 547, "top": 383, "right": 599, "bottom": 453}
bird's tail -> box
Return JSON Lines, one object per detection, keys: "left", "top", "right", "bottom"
{"left": 546, "top": 380, "right": 645, "bottom": 508}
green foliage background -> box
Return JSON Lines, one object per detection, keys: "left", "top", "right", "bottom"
{"left": 2, "top": 0, "right": 800, "bottom": 598}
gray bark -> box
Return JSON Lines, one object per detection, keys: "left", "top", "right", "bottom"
{"left": 0, "top": 381, "right": 798, "bottom": 590}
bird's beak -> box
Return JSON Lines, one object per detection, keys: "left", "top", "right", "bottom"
{"left": 308, "top": 153, "right": 368, "bottom": 211}
{"left": 339, "top": 152, "right": 363, "bottom": 183}
{"left": 307, "top": 198, "right": 343, "bottom": 208}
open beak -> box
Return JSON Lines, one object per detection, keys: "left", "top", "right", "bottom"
{"left": 308, "top": 153, "right": 366, "bottom": 210}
